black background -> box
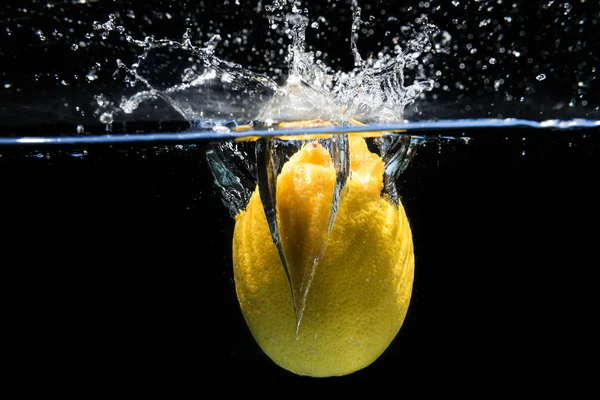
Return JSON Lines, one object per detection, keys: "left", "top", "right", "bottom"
{"left": 2, "top": 130, "right": 599, "bottom": 393}
{"left": 1, "top": 0, "right": 599, "bottom": 394}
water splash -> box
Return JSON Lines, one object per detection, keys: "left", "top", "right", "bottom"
{"left": 90, "top": 2, "right": 439, "bottom": 331}
{"left": 259, "top": 7, "right": 437, "bottom": 124}
{"left": 254, "top": 137, "right": 302, "bottom": 329}
{"left": 242, "top": 8, "right": 436, "bottom": 329}
{"left": 201, "top": 3, "right": 438, "bottom": 331}
{"left": 377, "top": 134, "right": 420, "bottom": 205}
{"left": 206, "top": 140, "right": 256, "bottom": 216}
{"left": 92, "top": 22, "right": 278, "bottom": 123}
{"left": 92, "top": 2, "right": 437, "bottom": 127}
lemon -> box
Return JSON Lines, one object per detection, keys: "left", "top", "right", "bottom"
{"left": 232, "top": 132, "right": 415, "bottom": 377}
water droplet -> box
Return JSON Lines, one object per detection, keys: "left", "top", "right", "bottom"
{"left": 4, "top": 83, "right": 12, "bottom": 89}
{"left": 86, "top": 71, "right": 98, "bottom": 82}
{"left": 35, "top": 30, "right": 46, "bottom": 41}
{"left": 182, "top": 68, "right": 196, "bottom": 82}
{"left": 536, "top": 74, "right": 547, "bottom": 81}
{"left": 452, "top": 0, "right": 460, "bottom": 6}
{"left": 94, "top": 94, "right": 108, "bottom": 107}
{"left": 71, "top": 43, "right": 79, "bottom": 51}
{"left": 99, "top": 112, "right": 113, "bottom": 124}
{"left": 489, "top": 58, "right": 496, "bottom": 64}
{"left": 76, "top": 125, "right": 85, "bottom": 134}
{"left": 311, "top": 22, "right": 319, "bottom": 29}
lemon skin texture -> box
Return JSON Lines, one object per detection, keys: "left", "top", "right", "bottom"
{"left": 232, "top": 136, "right": 415, "bottom": 377}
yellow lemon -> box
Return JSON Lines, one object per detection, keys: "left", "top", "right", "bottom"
{"left": 232, "top": 131, "right": 415, "bottom": 377}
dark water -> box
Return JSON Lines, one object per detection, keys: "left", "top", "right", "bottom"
{"left": 1, "top": 125, "right": 598, "bottom": 391}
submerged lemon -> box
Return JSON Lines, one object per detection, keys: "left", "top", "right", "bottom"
{"left": 232, "top": 130, "right": 414, "bottom": 377}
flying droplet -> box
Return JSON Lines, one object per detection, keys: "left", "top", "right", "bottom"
{"left": 100, "top": 112, "right": 113, "bottom": 124}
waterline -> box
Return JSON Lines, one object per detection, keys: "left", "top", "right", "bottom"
{"left": 1, "top": 118, "right": 598, "bottom": 146}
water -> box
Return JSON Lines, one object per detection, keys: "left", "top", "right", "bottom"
{"left": 5, "top": 118, "right": 597, "bottom": 332}
{"left": 1, "top": 118, "right": 599, "bottom": 145}
{"left": 2, "top": 0, "right": 599, "bottom": 391}
{"left": 2, "top": 121, "right": 598, "bottom": 389}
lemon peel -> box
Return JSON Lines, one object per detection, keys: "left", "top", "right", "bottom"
{"left": 232, "top": 131, "right": 415, "bottom": 377}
